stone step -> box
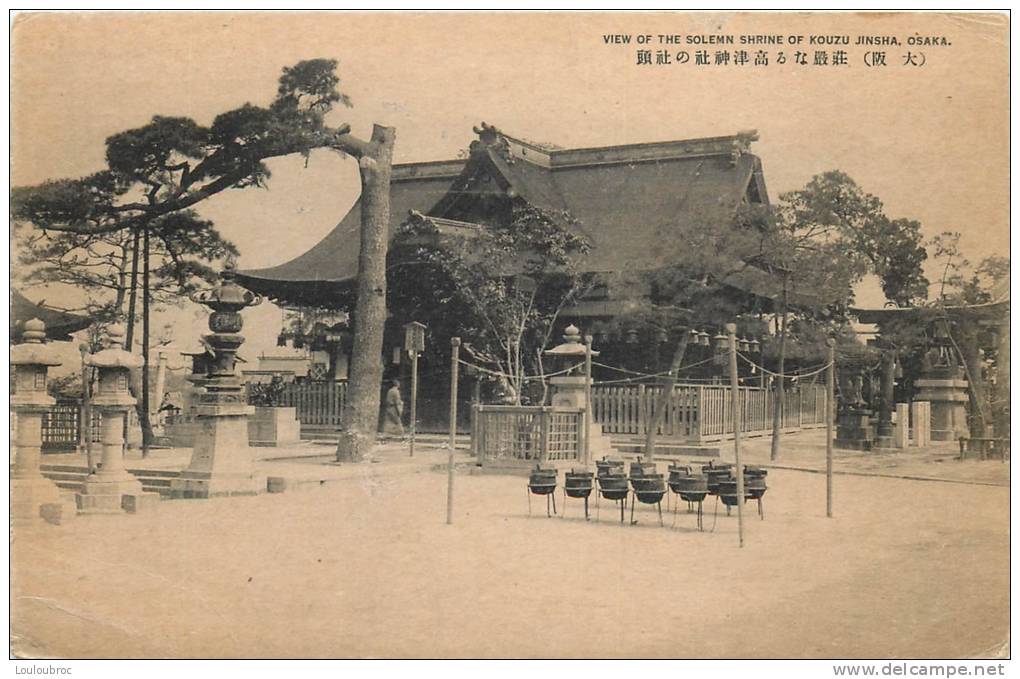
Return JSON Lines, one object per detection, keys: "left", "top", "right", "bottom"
{"left": 38, "top": 464, "right": 179, "bottom": 497}
{"left": 126, "top": 467, "right": 180, "bottom": 478}
{"left": 299, "top": 427, "right": 472, "bottom": 444}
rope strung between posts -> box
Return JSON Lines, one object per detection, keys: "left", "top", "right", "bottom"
{"left": 591, "top": 370, "right": 679, "bottom": 386}
{"left": 737, "top": 352, "right": 833, "bottom": 379}
{"left": 454, "top": 352, "right": 831, "bottom": 387}
{"left": 591, "top": 354, "right": 718, "bottom": 378}
{"left": 590, "top": 356, "right": 727, "bottom": 386}
{"left": 455, "top": 358, "right": 584, "bottom": 382}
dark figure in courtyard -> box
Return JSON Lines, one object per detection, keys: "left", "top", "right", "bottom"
{"left": 382, "top": 380, "right": 405, "bottom": 436}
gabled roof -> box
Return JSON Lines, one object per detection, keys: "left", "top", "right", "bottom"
{"left": 236, "top": 125, "right": 769, "bottom": 305}
{"left": 10, "top": 289, "right": 94, "bottom": 342}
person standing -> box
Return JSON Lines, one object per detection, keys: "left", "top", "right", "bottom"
{"left": 382, "top": 379, "right": 405, "bottom": 436}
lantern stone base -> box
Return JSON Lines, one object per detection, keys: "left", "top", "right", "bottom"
{"left": 834, "top": 408, "right": 874, "bottom": 451}
{"left": 248, "top": 406, "right": 301, "bottom": 447}
{"left": 170, "top": 405, "right": 261, "bottom": 498}
{"left": 915, "top": 376, "right": 969, "bottom": 442}
{"left": 76, "top": 471, "right": 145, "bottom": 514}
{"left": 11, "top": 476, "right": 64, "bottom": 523}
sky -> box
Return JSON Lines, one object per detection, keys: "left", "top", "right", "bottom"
{"left": 10, "top": 11, "right": 1010, "bottom": 365}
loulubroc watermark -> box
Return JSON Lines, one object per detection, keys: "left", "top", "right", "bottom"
{"left": 13, "top": 666, "right": 72, "bottom": 675}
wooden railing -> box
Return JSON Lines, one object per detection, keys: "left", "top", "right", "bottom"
{"left": 591, "top": 383, "right": 827, "bottom": 442}
{"left": 39, "top": 402, "right": 106, "bottom": 452}
{"left": 473, "top": 405, "right": 584, "bottom": 465}
{"left": 245, "top": 381, "right": 348, "bottom": 427}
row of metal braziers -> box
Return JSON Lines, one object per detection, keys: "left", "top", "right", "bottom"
{"left": 526, "top": 459, "right": 769, "bottom": 530}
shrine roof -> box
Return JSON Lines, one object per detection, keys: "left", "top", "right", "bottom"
{"left": 10, "top": 289, "right": 94, "bottom": 342}
{"left": 236, "top": 125, "right": 771, "bottom": 306}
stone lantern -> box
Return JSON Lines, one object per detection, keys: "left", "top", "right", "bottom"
{"left": 544, "top": 325, "right": 610, "bottom": 462}
{"left": 171, "top": 260, "right": 263, "bottom": 498}
{"left": 77, "top": 324, "right": 153, "bottom": 514}
{"left": 834, "top": 357, "right": 875, "bottom": 451}
{"left": 10, "top": 319, "right": 65, "bottom": 522}
{"left": 915, "top": 318, "right": 970, "bottom": 441}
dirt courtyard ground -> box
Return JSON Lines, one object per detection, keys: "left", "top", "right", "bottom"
{"left": 10, "top": 448, "right": 1010, "bottom": 659}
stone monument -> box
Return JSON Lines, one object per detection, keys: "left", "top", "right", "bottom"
{"left": 77, "top": 324, "right": 154, "bottom": 514}
{"left": 893, "top": 403, "right": 910, "bottom": 448}
{"left": 911, "top": 401, "right": 932, "bottom": 448}
{"left": 170, "top": 260, "right": 263, "bottom": 498}
{"left": 834, "top": 362, "right": 874, "bottom": 451}
{"left": 10, "top": 319, "right": 66, "bottom": 522}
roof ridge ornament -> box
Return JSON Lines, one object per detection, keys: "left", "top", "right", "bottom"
{"left": 730, "top": 129, "right": 760, "bottom": 166}
{"left": 472, "top": 121, "right": 502, "bottom": 145}
{"left": 469, "top": 121, "right": 511, "bottom": 160}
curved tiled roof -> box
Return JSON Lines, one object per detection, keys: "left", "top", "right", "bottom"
{"left": 236, "top": 127, "right": 768, "bottom": 306}
{"left": 10, "top": 289, "right": 94, "bottom": 342}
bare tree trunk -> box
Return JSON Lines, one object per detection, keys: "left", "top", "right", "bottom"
{"left": 114, "top": 238, "right": 130, "bottom": 317}
{"left": 770, "top": 275, "right": 789, "bottom": 461}
{"left": 644, "top": 331, "right": 691, "bottom": 460}
{"left": 140, "top": 226, "right": 154, "bottom": 456}
{"left": 337, "top": 124, "right": 396, "bottom": 462}
{"left": 125, "top": 228, "right": 141, "bottom": 348}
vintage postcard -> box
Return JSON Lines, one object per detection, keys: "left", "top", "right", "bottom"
{"left": 8, "top": 11, "right": 1010, "bottom": 663}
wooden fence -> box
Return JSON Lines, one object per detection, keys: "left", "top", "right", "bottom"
{"left": 591, "top": 382, "right": 827, "bottom": 442}
{"left": 38, "top": 402, "right": 106, "bottom": 452}
{"left": 245, "top": 381, "right": 348, "bottom": 427}
{"left": 472, "top": 405, "right": 584, "bottom": 466}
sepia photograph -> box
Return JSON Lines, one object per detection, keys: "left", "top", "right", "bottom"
{"left": 7, "top": 10, "right": 1011, "bottom": 664}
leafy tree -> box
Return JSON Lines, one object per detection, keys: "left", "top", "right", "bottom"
{"left": 11, "top": 58, "right": 396, "bottom": 460}
{"left": 393, "top": 202, "right": 593, "bottom": 405}
{"left": 14, "top": 210, "right": 237, "bottom": 329}
{"left": 929, "top": 231, "right": 1009, "bottom": 305}
{"left": 774, "top": 171, "right": 929, "bottom": 307}
{"left": 617, "top": 171, "right": 928, "bottom": 460}
{"left": 739, "top": 171, "right": 928, "bottom": 459}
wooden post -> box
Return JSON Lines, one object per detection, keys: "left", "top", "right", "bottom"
{"left": 637, "top": 384, "right": 646, "bottom": 438}
{"left": 727, "top": 323, "right": 745, "bottom": 548}
{"left": 584, "top": 335, "right": 593, "bottom": 465}
{"left": 539, "top": 406, "right": 551, "bottom": 463}
{"left": 409, "top": 349, "right": 418, "bottom": 457}
{"left": 770, "top": 273, "right": 789, "bottom": 460}
{"left": 826, "top": 339, "right": 835, "bottom": 519}
{"left": 470, "top": 377, "right": 481, "bottom": 459}
{"left": 694, "top": 385, "right": 705, "bottom": 443}
{"left": 447, "top": 337, "right": 460, "bottom": 525}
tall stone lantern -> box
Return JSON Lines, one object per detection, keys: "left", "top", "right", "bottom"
{"left": 915, "top": 319, "right": 970, "bottom": 441}
{"left": 10, "top": 319, "right": 64, "bottom": 521}
{"left": 544, "top": 325, "right": 611, "bottom": 462}
{"left": 170, "top": 260, "right": 263, "bottom": 498}
{"left": 77, "top": 324, "right": 148, "bottom": 514}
